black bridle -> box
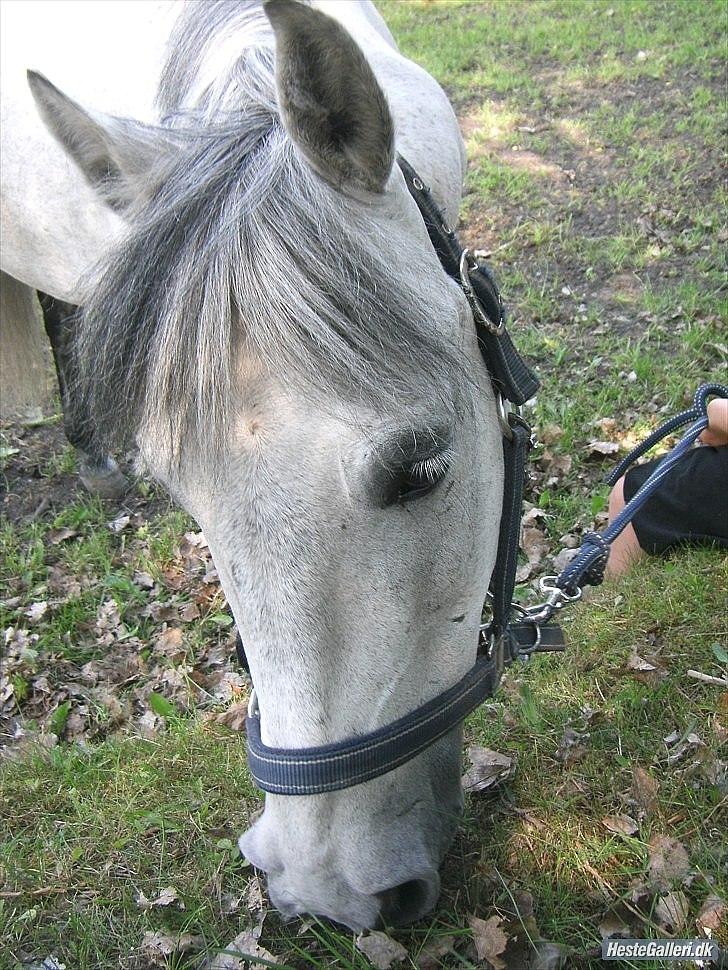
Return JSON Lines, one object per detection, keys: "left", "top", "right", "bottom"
{"left": 244, "top": 157, "right": 565, "bottom": 795}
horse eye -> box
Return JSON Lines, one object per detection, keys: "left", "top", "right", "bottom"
{"left": 390, "top": 450, "right": 453, "bottom": 505}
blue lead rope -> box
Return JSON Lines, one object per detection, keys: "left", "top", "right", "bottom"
{"left": 554, "top": 382, "right": 728, "bottom": 595}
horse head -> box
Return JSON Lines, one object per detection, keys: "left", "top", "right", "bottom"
{"left": 29, "top": 0, "right": 503, "bottom": 929}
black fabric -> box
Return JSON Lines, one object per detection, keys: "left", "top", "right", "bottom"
{"left": 623, "top": 445, "right": 728, "bottom": 554}
{"left": 490, "top": 415, "right": 531, "bottom": 644}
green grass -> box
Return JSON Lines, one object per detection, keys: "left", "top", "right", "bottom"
{"left": 2, "top": 1, "right": 727, "bottom": 967}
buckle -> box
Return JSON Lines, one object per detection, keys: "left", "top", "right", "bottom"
{"left": 459, "top": 248, "right": 505, "bottom": 336}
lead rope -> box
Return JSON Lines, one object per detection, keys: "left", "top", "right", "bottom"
{"left": 518, "top": 382, "right": 728, "bottom": 637}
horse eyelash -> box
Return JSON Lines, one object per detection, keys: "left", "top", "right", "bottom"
{"left": 409, "top": 447, "right": 455, "bottom": 483}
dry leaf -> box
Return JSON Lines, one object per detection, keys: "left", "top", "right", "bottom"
{"left": 244, "top": 874, "right": 267, "bottom": 933}
{"left": 47, "top": 526, "right": 78, "bottom": 544}
{"left": 25, "top": 601, "right": 48, "bottom": 624}
{"left": 140, "top": 930, "right": 201, "bottom": 964}
{"left": 655, "top": 890, "right": 689, "bottom": 931}
{"left": 136, "top": 885, "right": 184, "bottom": 910}
{"left": 631, "top": 766, "right": 659, "bottom": 815}
{"left": 355, "top": 930, "right": 407, "bottom": 969}
{"left": 468, "top": 915, "right": 508, "bottom": 970}
{"left": 154, "top": 626, "right": 185, "bottom": 661}
{"left": 665, "top": 731, "right": 706, "bottom": 766}
{"left": 180, "top": 601, "right": 201, "bottom": 622}
{"left": 135, "top": 710, "right": 163, "bottom": 739}
{"left": 517, "top": 508, "right": 550, "bottom": 582}
{"left": 416, "top": 934, "right": 455, "bottom": 970}
{"left": 556, "top": 726, "right": 588, "bottom": 764}
{"left": 598, "top": 910, "right": 631, "bottom": 939}
{"left": 627, "top": 652, "right": 666, "bottom": 686}
{"left": 209, "top": 701, "right": 249, "bottom": 733}
{"left": 695, "top": 893, "right": 726, "bottom": 933}
{"left": 587, "top": 440, "right": 619, "bottom": 456}
{"left": 107, "top": 513, "right": 131, "bottom": 533}
{"left": 601, "top": 814, "right": 638, "bottom": 837}
{"left": 627, "top": 653, "right": 657, "bottom": 673}
{"left": 647, "top": 834, "right": 692, "bottom": 891}
{"left": 530, "top": 940, "right": 570, "bottom": 969}
{"left": 208, "top": 930, "right": 278, "bottom": 970}
{"left": 462, "top": 746, "right": 515, "bottom": 793}
{"left": 133, "top": 571, "right": 155, "bottom": 589}
{"left": 540, "top": 423, "right": 563, "bottom": 445}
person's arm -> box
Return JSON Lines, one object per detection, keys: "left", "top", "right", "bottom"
{"left": 700, "top": 398, "right": 728, "bottom": 447}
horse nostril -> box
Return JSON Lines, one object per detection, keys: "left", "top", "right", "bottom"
{"left": 376, "top": 877, "right": 437, "bottom": 926}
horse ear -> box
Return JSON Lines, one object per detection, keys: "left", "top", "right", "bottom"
{"left": 27, "top": 70, "right": 160, "bottom": 210}
{"left": 264, "top": 0, "right": 394, "bottom": 195}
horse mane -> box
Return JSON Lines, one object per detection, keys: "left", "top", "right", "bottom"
{"left": 75, "top": 0, "right": 468, "bottom": 468}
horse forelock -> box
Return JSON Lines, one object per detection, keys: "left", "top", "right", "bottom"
{"left": 75, "top": 1, "right": 468, "bottom": 470}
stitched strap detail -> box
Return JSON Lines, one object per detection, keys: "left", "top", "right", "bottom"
{"left": 397, "top": 156, "right": 539, "bottom": 406}
{"left": 246, "top": 654, "right": 498, "bottom": 795}
{"left": 490, "top": 416, "right": 531, "bottom": 643}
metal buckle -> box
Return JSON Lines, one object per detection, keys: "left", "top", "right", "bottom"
{"left": 496, "top": 392, "right": 514, "bottom": 440}
{"left": 459, "top": 248, "right": 505, "bottom": 336}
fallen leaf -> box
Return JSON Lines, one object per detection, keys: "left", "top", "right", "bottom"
{"left": 133, "top": 571, "right": 155, "bottom": 589}
{"left": 468, "top": 915, "right": 508, "bottom": 970}
{"left": 208, "top": 930, "right": 278, "bottom": 970}
{"left": 47, "top": 527, "right": 78, "bottom": 544}
{"left": 140, "top": 930, "right": 201, "bottom": 965}
{"left": 416, "top": 934, "right": 455, "bottom": 970}
{"left": 665, "top": 731, "right": 706, "bottom": 766}
{"left": 655, "top": 890, "right": 689, "bottom": 931}
{"left": 180, "top": 601, "right": 201, "bottom": 622}
{"left": 598, "top": 910, "right": 632, "bottom": 939}
{"left": 695, "top": 893, "right": 726, "bottom": 933}
{"left": 220, "top": 892, "right": 242, "bottom": 916}
{"left": 556, "top": 726, "right": 588, "bottom": 765}
{"left": 627, "top": 652, "right": 666, "bottom": 686}
{"left": 539, "top": 423, "right": 563, "bottom": 445}
{"left": 135, "top": 710, "right": 163, "bottom": 739}
{"left": 647, "top": 834, "right": 692, "bottom": 891}
{"left": 627, "top": 653, "right": 657, "bottom": 673}
{"left": 462, "top": 746, "right": 515, "bottom": 793}
{"left": 530, "top": 940, "right": 570, "bottom": 969}
{"left": 25, "top": 601, "right": 48, "bottom": 624}
{"left": 356, "top": 930, "right": 408, "bottom": 969}
{"left": 107, "top": 513, "right": 131, "bottom": 533}
{"left": 587, "top": 440, "right": 619, "bottom": 457}
{"left": 136, "top": 885, "right": 184, "bottom": 910}
{"left": 208, "top": 701, "right": 249, "bottom": 733}
{"left": 244, "top": 874, "right": 267, "bottom": 934}
{"left": 631, "top": 766, "right": 660, "bottom": 815}
{"left": 154, "top": 626, "right": 186, "bottom": 661}
{"left": 517, "top": 508, "right": 550, "bottom": 582}
{"left": 601, "top": 814, "right": 639, "bottom": 837}
{"left": 94, "top": 599, "right": 123, "bottom": 644}
{"left": 552, "top": 547, "right": 578, "bottom": 573}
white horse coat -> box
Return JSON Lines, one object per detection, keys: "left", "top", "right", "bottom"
{"left": 0, "top": 0, "right": 503, "bottom": 931}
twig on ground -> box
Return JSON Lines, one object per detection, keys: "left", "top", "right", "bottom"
{"left": 0, "top": 886, "right": 67, "bottom": 898}
{"left": 686, "top": 669, "right": 728, "bottom": 687}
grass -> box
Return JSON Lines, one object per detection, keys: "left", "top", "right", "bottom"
{"left": 2, "top": 1, "right": 727, "bottom": 968}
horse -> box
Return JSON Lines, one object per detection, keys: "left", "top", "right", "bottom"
{"left": 1, "top": 0, "right": 505, "bottom": 930}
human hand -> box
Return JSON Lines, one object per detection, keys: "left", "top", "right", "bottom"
{"left": 700, "top": 397, "right": 728, "bottom": 447}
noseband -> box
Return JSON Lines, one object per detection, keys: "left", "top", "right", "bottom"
{"left": 245, "top": 157, "right": 561, "bottom": 795}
